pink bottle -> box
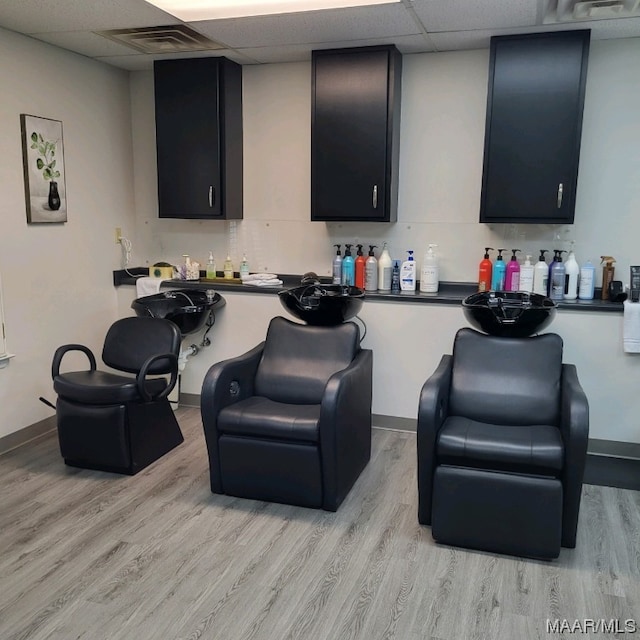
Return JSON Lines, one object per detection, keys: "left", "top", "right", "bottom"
{"left": 505, "top": 249, "right": 521, "bottom": 291}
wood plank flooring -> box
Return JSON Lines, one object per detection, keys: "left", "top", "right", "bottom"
{"left": 1, "top": 408, "right": 639, "bottom": 640}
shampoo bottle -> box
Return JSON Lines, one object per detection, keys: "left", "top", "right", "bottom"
{"left": 600, "top": 256, "right": 616, "bottom": 300}
{"left": 355, "top": 244, "right": 366, "bottom": 289}
{"left": 519, "top": 255, "right": 535, "bottom": 293}
{"left": 341, "top": 244, "right": 355, "bottom": 286}
{"left": 505, "top": 249, "right": 521, "bottom": 291}
{"left": 239, "top": 252, "right": 250, "bottom": 278}
{"left": 206, "top": 251, "right": 216, "bottom": 279}
{"left": 420, "top": 244, "right": 439, "bottom": 293}
{"left": 490, "top": 249, "right": 506, "bottom": 291}
{"left": 332, "top": 244, "right": 342, "bottom": 285}
{"left": 391, "top": 260, "right": 401, "bottom": 293}
{"left": 378, "top": 243, "right": 392, "bottom": 292}
{"left": 578, "top": 260, "right": 596, "bottom": 300}
{"left": 549, "top": 250, "right": 566, "bottom": 300}
{"left": 564, "top": 244, "right": 579, "bottom": 300}
{"left": 478, "top": 248, "right": 493, "bottom": 292}
{"left": 400, "top": 250, "right": 416, "bottom": 292}
{"left": 533, "top": 250, "right": 549, "bottom": 296}
{"left": 223, "top": 254, "right": 234, "bottom": 279}
{"left": 365, "top": 245, "right": 378, "bottom": 291}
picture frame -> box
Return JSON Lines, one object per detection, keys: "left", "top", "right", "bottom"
{"left": 20, "top": 114, "right": 67, "bottom": 223}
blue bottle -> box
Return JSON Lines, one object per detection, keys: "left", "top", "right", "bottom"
{"left": 341, "top": 244, "right": 355, "bottom": 286}
{"left": 491, "top": 249, "right": 506, "bottom": 290}
{"left": 332, "top": 244, "right": 342, "bottom": 284}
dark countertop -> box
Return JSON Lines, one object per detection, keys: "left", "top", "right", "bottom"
{"left": 113, "top": 268, "right": 623, "bottom": 313}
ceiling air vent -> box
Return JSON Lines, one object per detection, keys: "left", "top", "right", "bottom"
{"left": 94, "top": 24, "right": 224, "bottom": 54}
{"left": 544, "top": 0, "right": 640, "bottom": 22}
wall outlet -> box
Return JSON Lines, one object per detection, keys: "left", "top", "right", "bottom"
{"left": 115, "top": 227, "right": 122, "bottom": 244}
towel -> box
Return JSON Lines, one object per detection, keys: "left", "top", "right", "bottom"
{"left": 241, "top": 273, "right": 283, "bottom": 287}
{"left": 136, "top": 277, "right": 165, "bottom": 297}
{"left": 241, "top": 273, "right": 280, "bottom": 281}
{"left": 623, "top": 300, "right": 640, "bottom": 353}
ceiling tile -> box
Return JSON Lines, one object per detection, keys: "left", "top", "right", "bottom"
{"left": 0, "top": 0, "right": 176, "bottom": 34}
{"left": 30, "top": 31, "right": 142, "bottom": 57}
{"left": 95, "top": 49, "right": 253, "bottom": 71}
{"left": 410, "top": 0, "right": 540, "bottom": 32}
{"left": 190, "top": 3, "right": 421, "bottom": 48}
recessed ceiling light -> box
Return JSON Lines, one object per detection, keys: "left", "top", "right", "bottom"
{"left": 144, "top": 0, "right": 401, "bottom": 21}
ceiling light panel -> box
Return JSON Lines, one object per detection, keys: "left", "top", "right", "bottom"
{"left": 144, "top": 0, "right": 401, "bottom": 21}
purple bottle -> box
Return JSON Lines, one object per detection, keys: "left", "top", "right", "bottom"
{"left": 505, "top": 249, "right": 521, "bottom": 291}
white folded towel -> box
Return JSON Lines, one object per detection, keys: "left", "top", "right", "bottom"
{"left": 242, "top": 278, "right": 283, "bottom": 287}
{"left": 623, "top": 300, "right": 640, "bottom": 353}
{"left": 241, "top": 273, "right": 280, "bottom": 281}
{"left": 136, "top": 277, "right": 165, "bottom": 297}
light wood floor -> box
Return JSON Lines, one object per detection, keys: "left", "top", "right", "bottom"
{"left": 1, "top": 408, "right": 639, "bottom": 640}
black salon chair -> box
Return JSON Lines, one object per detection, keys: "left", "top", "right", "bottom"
{"left": 201, "top": 316, "right": 373, "bottom": 511}
{"left": 417, "top": 328, "right": 589, "bottom": 559}
{"left": 52, "top": 316, "right": 183, "bottom": 475}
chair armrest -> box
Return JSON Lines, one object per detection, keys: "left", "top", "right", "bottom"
{"left": 201, "top": 342, "right": 264, "bottom": 494}
{"left": 560, "top": 363, "right": 589, "bottom": 548}
{"left": 136, "top": 352, "right": 178, "bottom": 402}
{"left": 319, "top": 348, "right": 373, "bottom": 510}
{"left": 51, "top": 344, "right": 96, "bottom": 379}
{"left": 417, "top": 354, "right": 453, "bottom": 525}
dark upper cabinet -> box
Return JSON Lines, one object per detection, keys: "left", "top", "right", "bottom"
{"left": 480, "top": 30, "right": 590, "bottom": 224}
{"left": 153, "top": 57, "right": 243, "bottom": 219}
{"left": 311, "top": 45, "right": 402, "bottom": 222}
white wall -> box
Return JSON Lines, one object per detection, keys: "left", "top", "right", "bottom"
{"left": 130, "top": 39, "right": 640, "bottom": 287}
{"left": 3, "top": 29, "right": 639, "bottom": 445}
{"left": 0, "top": 28, "right": 137, "bottom": 439}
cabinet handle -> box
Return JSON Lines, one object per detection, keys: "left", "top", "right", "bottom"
{"left": 557, "top": 183, "right": 563, "bottom": 208}
{"left": 372, "top": 185, "right": 378, "bottom": 209}
{"left": 209, "top": 186, "right": 215, "bottom": 208}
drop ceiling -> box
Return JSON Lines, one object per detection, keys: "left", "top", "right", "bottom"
{"left": 0, "top": 0, "right": 638, "bottom": 70}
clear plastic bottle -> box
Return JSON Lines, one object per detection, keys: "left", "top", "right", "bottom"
{"left": 206, "top": 251, "right": 216, "bottom": 279}
{"left": 239, "top": 252, "right": 250, "bottom": 278}
{"left": 223, "top": 254, "right": 234, "bottom": 279}
{"left": 420, "top": 244, "right": 439, "bottom": 293}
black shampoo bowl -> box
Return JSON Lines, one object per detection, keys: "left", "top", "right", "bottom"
{"left": 462, "top": 291, "right": 556, "bottom": 338}
{"left": 279, "top": 284, "right": 364, "bottom": 326}
{"left": 132, "top": 289, "right": 225, "bottom": 337}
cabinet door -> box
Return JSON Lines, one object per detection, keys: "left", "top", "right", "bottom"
{"left": 312, "top": 46, "right": 401, "bottom": 222}
{"left": 154, "top": 58, "right": 242, "bottom": 220}
{"left": 480, "top": 31, "right": 590, "bottom": 224}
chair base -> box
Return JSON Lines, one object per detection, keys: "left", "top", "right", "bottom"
{"left": 217, "top": 435, "right": 323, "bottom": 509}
{"left": 431, "top": 466, "right": 563, "bottom": 559}
{"left": 57, "top": 397, "right": 183, "bottom": 475}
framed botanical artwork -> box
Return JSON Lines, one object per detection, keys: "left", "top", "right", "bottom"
{"left": 20, "top": 114, "right": 67, "bottom": 223}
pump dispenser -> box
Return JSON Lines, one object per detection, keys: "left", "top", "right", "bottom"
{"left": 400, "top": 250, "right": 416, "bottom": 292}
{"left": 378, "top": 243, "right": 392, "bottom": 291}
{"left": 420, "top": 244, "right": 439, "bottom": 293}
{"left": 600, "top": 256, "right": 616, "bottom": 300}
{"left": 332, "top": 244, "right": 342, "bottom": 284}
{"left": 519, "top": 255, "right": 535, "bottom": 293}
{"left": 365, "top": 245, "right": 378, "bottom": 291}
{"left": 342, "top": 244, "right": 355, "bottom": 286}
{"left": 533, "top": 250, "right": 549, "bottom": 296}
{"left": 564, "top": 243, "right": 579, "bottom": 300}
{"left": 240, "top": 252, "right": 250, "bottom": 278}
{"left": 505, "top": 249, "right": 521, "bottom": 291}
{"left": 478, "top": 248, "right": 493, "bottom": 292}
{"left": 549, "top": 250, "right": 566, "bottom": 300}
{"left": 355, "top": 244, "right": 366, "bottom": 289}
{"left": 491, "top": 249, "right": 506, "bottom": 291}
{"left": 223, "top": 254, "right": 234, "bottom": 279}
{"left": 206, "top": 251, "right": 216, "bottom": 279}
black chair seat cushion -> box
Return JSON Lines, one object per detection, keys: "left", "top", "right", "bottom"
{"left": 54, "top": 370, "right": 167, "bottom": 405}
{"left": 217, "top": 396, "right": 321, "bottom": 443}
{"left": 437, "top": 416, "right": 564, "bottom": 476}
